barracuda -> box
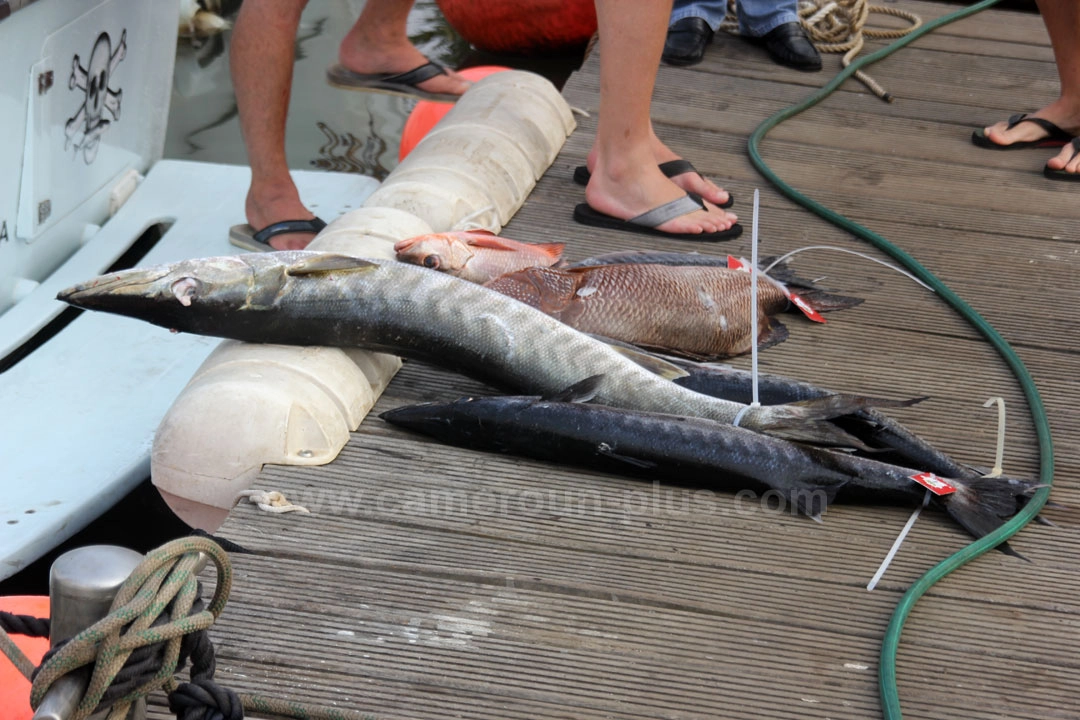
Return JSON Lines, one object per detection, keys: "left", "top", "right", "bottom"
{"left": 381, "top": 381, "right": 1040, "bottom": 542}
{"left": 58, "top": 251, "right": 892, "bottom": 443}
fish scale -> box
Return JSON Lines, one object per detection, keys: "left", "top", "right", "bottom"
{"left": 58, "top": 252, "right": 883, "bottom": 443}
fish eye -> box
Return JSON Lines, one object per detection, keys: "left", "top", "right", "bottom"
{"left": 171, "top": 277, "right": 201, "bottom": 307}
{"left": 423, "top": 254, "right": 441, "bottom": 269}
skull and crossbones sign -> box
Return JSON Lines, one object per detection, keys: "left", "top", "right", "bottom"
{"left": 65, "top": 29, "right": 126, "bottom": 163}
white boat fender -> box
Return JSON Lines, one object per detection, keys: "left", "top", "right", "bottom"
{"left": 152, "top": 70, "right": 573, "bottom": 531}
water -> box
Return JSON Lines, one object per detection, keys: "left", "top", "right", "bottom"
{"left": 165, "top": 0, "right": 582, "bottom": 178}
{"left": 0, "top": 1, "right": 584, "bottom": 598}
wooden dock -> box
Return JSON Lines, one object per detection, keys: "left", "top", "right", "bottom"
{"left": 159, "top": 2, "right": 1079, "bottom": 718}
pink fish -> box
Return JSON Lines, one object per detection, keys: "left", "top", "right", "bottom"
{"left": 394, "top": 231, "right": 564, "bottom": 284}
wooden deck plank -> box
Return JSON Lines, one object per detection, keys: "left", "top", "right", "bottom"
{"left": 186, "top": 3, "right": 1079, "bottom": 719}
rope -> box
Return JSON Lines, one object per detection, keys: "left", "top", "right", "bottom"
{"left": 745, "top": 2, "right": 1052, "bottom": 718}
{"left": 721, "top": 0, "right": 922, "bottom": 100}
{"left": 0, "top": 536, "right": 376, "bottom": 720}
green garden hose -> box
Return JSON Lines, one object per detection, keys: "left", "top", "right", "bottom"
{"left": 746, "top": 1, "right": 1054, "bottom": 717}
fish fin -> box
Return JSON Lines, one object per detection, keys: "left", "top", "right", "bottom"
{"left": 1033, "top": 514, "right": 1058, "bottom": 527}
{"left": 792, "top": 480, "right": 847, "bottom": 520}
{"left": 766, "top": 421, "right": 873, "bottom": 449}
{"left": 545, "top": 375, "right": 605, "bottom": 403}
{"left": 757, "top": 319, "right": 789, "bottom": 350}
{"left": 466, "top": 235, "right": 564, "bottom": 260}
{"left": 791, "top": 288, "right": 865, "bottom": 313}
{"left": 606, "top": 344, "right": 690, "bottom": 380}
{"left": 286, "top": 255, "right": 378, "bottom": 275}
{"left": 943, "top": 474, "right": 1042, "bottom": 545}
{"left": 595, "top": 443, "right": 658, "bottom": 469}
{"left": 755, "top": 395, "right": 924, "bottom": 447}
{"left": 785, "top": 394, "right": 924, "bottom": 415}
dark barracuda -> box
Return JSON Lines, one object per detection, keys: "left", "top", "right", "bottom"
{"left": 666, "top": 358, "right": 981, "bottom": 480}
{"left": 380, "top": 381, "right": 1039, "bottom": 541}
{"left": 57, "top": 252, "right": 889, "bottom": 443}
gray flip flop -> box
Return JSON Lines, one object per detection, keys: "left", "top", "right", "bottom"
{"left": 572, "top": 195, "right": 742, "bottom": 242}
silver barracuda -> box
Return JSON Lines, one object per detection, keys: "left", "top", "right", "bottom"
{"left": 58, "top": 251, "right": 897, "bottom": 443}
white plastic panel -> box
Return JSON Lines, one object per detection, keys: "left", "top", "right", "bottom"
{"left": 16, "top": 0, "right": 174, "bottom": 242}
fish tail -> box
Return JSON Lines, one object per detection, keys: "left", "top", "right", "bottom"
{"left": 792, "top": 288, "right": 864, "bottom": 313}
{"left": 943, "top": 475, "right": 1043, "bottom": 546}
{"left": 753, "top": 395, "right": 921, "bottom": 446}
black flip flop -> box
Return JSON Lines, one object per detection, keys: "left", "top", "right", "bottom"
{"left": 228, "top": 217, "right": 328, "bottom": 252}
{"left": 326, "top": 61, "right": 464, "bottom": 103}
{"left": 1044, "top": 137, "right": 1080, "bottom": 182}
{"left": 971, "top": 113, "right": 1074, "bottom": 150}
{"left": 573, "top": 159, "right": 735, "bottom": 209}
{"left": 573, "top": 195, "right": 743, "bottom": 242}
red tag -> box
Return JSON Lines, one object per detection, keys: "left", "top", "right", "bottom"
{"left": 785, "top": 291, "right": 826, "bottom": 323}
{"left": 727, "top": 255, "right": 750, "bottom": 272}
{"left": 727, "top": 256, "right": 826, "bottom": 323}
{"left": 910, "top": 472, "right": 957, "bottom": 496}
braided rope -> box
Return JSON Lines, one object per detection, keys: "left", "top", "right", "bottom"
{"left": 27, "top": 537, "right": 231, "bottom": 720}
{"left": 1, "top": 537, "right": 376, "bottom": 720}
{"left": 720, "top": 0, "right": 922, "bottom": 100}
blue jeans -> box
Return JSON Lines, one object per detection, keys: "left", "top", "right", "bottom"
{"left": 670, "top": 0, "right": 799, "bottom": 38}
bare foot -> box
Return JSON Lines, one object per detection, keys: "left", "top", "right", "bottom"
{"left": 585, "top": 156, "right": 738, "bottom": 236}
{"left": 245, "top": 186, "right": 319, "bottom": 251}
{"left": 1046, "top": 139, "right": 1080, "bottom": 175}
{"left": 983, "top": 101, "right": 1080, "bottom": 147}
{"left": 585, "top": 132, "right": 732, "bottom": 208}
{"left": 338, "top": 40, "right": 471, "bottom": 98}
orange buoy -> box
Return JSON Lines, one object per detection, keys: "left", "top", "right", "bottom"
{"left": 398, "top": 65, "right": 512, "bottom": 161}
{"left": 436, "top": 0, "right": 596, "bottom": 55}
{"left": 0, "top": 595, "right": 50, "bottom": 720}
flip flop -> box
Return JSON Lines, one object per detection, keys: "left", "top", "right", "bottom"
{"left": 573, "top": 195, "right": 743, "bottom": 242}
{"left": 228, "top": 217, "right": 327, "bottom": 252}
{"left": 326, "top": 61, "right": 464, "bottom": 103}
{"left": 572, "top": 159, "right": 735, "bottom": 209}
{"left": 1043, "top": 137, "right": 1080, "bottom": 182}
{"left": 971, "top": 113, "right": 1075, "bottom": 150}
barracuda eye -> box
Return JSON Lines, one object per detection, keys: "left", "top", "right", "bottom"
{"left": 171, "top": 277, "right": 201, "bottom": 307}
{"left": 422, "top": 254, "right": 441, "bottom": 269}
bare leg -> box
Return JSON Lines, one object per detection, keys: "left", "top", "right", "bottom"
{"left": 231, "top": 0, "right": 316, "bottom": 249}
{"left": 1037, "top": 0, "right": 1080, "bottom": 174}
{"left": 338, "top": 0, "right": 471, "bottom": 97}
{"left": 586, "top": 0, "right": 737, "bottom": 235}
{"left": 232, "top": 0, "right": 471, "bottom": 250}
{"left": 983, "top": 0, "right": 1080, "bottom": 166}
{"left": 585, "top": 122, "right": 732, "bottom": 207}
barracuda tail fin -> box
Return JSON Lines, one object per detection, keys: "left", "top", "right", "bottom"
{"left": 756, "top": 395, "right": 923, "bottom": 447}
{"left": 944, "top": 475, "right": 1044, "bottom": 552}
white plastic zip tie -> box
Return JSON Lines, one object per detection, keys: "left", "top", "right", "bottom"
{"left": 762, "top": 245, "right": 935, "bottom": 292}
{"left": 750, "top": 189, "right": 761, "bottom": 408}
{"left": 732, "top": 404, "right": 752, "bottom": 427}
{"left": 233, "top": 489, "right": 311, "bottom": 514}
{"left": 570, "top": 106, "right": 590, "bottom": 117}
{"left": 867, "top": 490, "right": 931, "bottom": 591}
{"left": 982, "top": 396, "right": 1007, "bottom": 477}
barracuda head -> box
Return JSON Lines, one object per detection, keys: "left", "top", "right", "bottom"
{"left": 56, "top": 251, "right": 378, "bottom": 336}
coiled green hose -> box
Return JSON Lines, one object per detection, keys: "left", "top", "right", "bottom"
{"left": 745, "top": 2, "right": 1054, "bottom": 717}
